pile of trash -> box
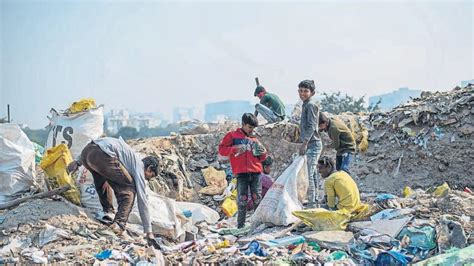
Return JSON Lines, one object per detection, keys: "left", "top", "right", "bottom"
{"left": 349, "top": 85, "right": 474, "bottom": 193}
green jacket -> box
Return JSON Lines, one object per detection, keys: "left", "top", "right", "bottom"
{"left": 328, "top": 117, "right": 356, "bottom": 155}
{"left": 260, "top": 92, "right": 286, "bottom": 117}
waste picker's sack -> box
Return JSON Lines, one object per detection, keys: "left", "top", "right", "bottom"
{"left": 74, "top": 166, "right": 103, "bottom": 210}
{"left": 0, "top": 124, "right": 36, "bottom": 204}
{"left": 292, "top": 208, "right": 351, "bottom": 231}
{"left": 45, "top": 105, "right": 104, "bottom": 159}
{"left": 251, "top": 156, "right": 308, "bottom": 226}
{"left": 45, "top": 103, "right": 103, "bottom": 207}
{"left": 40, "top": 144, "right": 81, "bottom": 205}
{"left": 128, "top": 187, "right": 190, "bottom": 239}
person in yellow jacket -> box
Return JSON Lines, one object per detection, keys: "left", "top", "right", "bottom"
{"left": 318, "top": 156, "right": 362, "bottom": 213}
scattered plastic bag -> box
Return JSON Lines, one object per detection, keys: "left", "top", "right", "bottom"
{"left": 398, "top": 226, "right": 436, "bottom": 251}
{"left": 39, "top": 144, "right": 81, "bottom": 205}
{"left": 433, "top": 182, "right": 450, "bottom": 197}
{"left": 0, "top": 124, "right": 36, "bottom": 204}
{"left": 175, "top": 201, "right": 219, "bottom": 224}
{"left": 69, "top": 98, "right": 96, "bottom": 114}
{"left": 199, "top": 167, "right": 227, "bottom": 195}
{"left": 251, "top": 156, "right": 308, "bottom": 226}
{"left": 375, "top": 250, "right": 412, "bottom": 266}
{"left": 327, "top": 251, "right": 349, "bottom": 262}
{"left": 292, "top": 208, "right": 351, "bottom": 231}
{"left": 39, "top": 224, "right": 70, "bottom": 247}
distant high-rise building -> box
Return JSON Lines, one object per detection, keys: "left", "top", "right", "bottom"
{"left": 369, "top": 87, "right": 421, "bottom": 111}
{"left": 105, "top": 109, "right": 160, "bottom": 134}
{"left": 204, "top": 100, "right": 253, "bottom": 122}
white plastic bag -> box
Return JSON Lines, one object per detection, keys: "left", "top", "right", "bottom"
{"left": 45, "top": 106, "right": 104, "bottom": 159}
{"left": 75, "top": 166, "right": 103, "bottom": 210}
{"left": 251, "top": 155, "right": 308, "bottom": 226}
{"left": 0, "top": 124, "right": 36, "bottom": 203}
{"left": 128, "top": 187, "right": 190, "bottom": 239}
{"left": 175, "top": 201, "right": 220, "bottom": 224}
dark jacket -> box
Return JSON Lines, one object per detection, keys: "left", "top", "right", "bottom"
{"left": 328, "top": 117, "right": 356, "bottom": 155}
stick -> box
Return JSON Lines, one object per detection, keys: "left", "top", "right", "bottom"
{"left": 0, "top": 184, "right": 71, "bottom": 210}
{"left": 274, "top": 220, "right": 303, "bottom": 238}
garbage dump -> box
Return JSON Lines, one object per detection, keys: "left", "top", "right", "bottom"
{"left": 0, "top": 85, "right": 472, "bottom": 264}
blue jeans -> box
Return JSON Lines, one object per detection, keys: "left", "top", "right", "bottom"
{"left": 336, "top": 153, "right": 353, "bottom": 174}
{"left": 255, "top": 103, "right": 283, "bottom": 123}
{"left": 306, "top": 141, "right": 322, "bottom": 207}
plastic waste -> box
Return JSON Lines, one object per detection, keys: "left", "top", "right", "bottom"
{"left": 182, "top": 210, "right": 192, "bottom": 218}
{"left": 375, "top": 194, "right": 397, "bottom": 202}
{"left": 95, "top": 249, "right": 112, "bottom": 260}
{"left": 244, "top": 241, "right": 268, "bottom": 257}
{"left": 327, "top": 250, "right": 349, "bottom": 261}
{"left": 308, "top": 241, "right": 321, "bottom": 251}
{"left": 397, "top": 226, "right": 436, "bottom": 256}
{"left": 370, "top": 208, "right": 414, "bottom": 221}
{"left": 375, "top": 250, "right": 412, "bottom": 266}
{"left": 433, "top": 182, "right": 450, "bottom": 197}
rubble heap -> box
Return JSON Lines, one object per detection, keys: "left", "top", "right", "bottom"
{"left": 350, "top": 85, "right": 474, "bottom": 193}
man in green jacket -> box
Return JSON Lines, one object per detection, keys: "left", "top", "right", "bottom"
{"left": 319, "top": 112, "right": 356, "bottom": 173}
{"left": 254, "top": 85, "right": 286, "bottom": 123}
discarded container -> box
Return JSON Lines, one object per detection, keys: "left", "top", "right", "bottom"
{"left": 221, "top": 195, "right": 238, "bottom": 217}
{"left": 244, "top": 241, "right": 268, "bottom": 257}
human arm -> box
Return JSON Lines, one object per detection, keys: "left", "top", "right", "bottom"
{"left": 324, "top": 178, "right": 336, "bottom": 209}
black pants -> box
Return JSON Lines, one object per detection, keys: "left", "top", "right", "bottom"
{"left": 236, "top": 173, "right": 261, "bottom": 228}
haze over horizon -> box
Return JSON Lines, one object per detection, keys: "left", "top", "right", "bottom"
{"left": 1, "top": 1, "right": 472, "bottom": 128}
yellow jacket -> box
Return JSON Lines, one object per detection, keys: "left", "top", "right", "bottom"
{"left": 324, "top": 170, "right": 361, "bottom": 212}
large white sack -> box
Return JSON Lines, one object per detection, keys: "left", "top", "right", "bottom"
{"left": 45, "top": 106, "right": 104, "bottom": 159}
{"left": 0, "top": 124, "right": 36, "bottom": 203}
{"left": 128, "top": 187, "right": 190, "bottom": 239}
{"left": 251, "top": 155, "right": 308, "bottom": 226}
{"left": 45, "top": 106, "right": 104, "bottom": 207}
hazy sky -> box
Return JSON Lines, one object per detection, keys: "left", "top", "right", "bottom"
{"left": 1, "top": 1, "right": 473, "bottom": 128}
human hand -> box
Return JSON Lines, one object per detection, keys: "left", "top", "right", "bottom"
{"left": 299, "top": 143, "right": 307, "bottom": 156}
{"left": 66, "top": 161, "right": 79, "bottom": 175}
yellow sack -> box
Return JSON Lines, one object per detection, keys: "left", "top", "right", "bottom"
{"left": 40, "top": 144, "right": 81, "bottom": 205}
{"left": 292, "top": 208, "right": 351, "bottom": 231}
{"left": 433, "top": 182, "right": 450, "bottom": 197}
{"left": 69, "top": 98, "right": 96, "bottom": 114}
{"left": 403, "top": 186, "right": 414, "bottom": 197}
{"left": 199, "top": 167, "right": 227, "bottom": 195}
